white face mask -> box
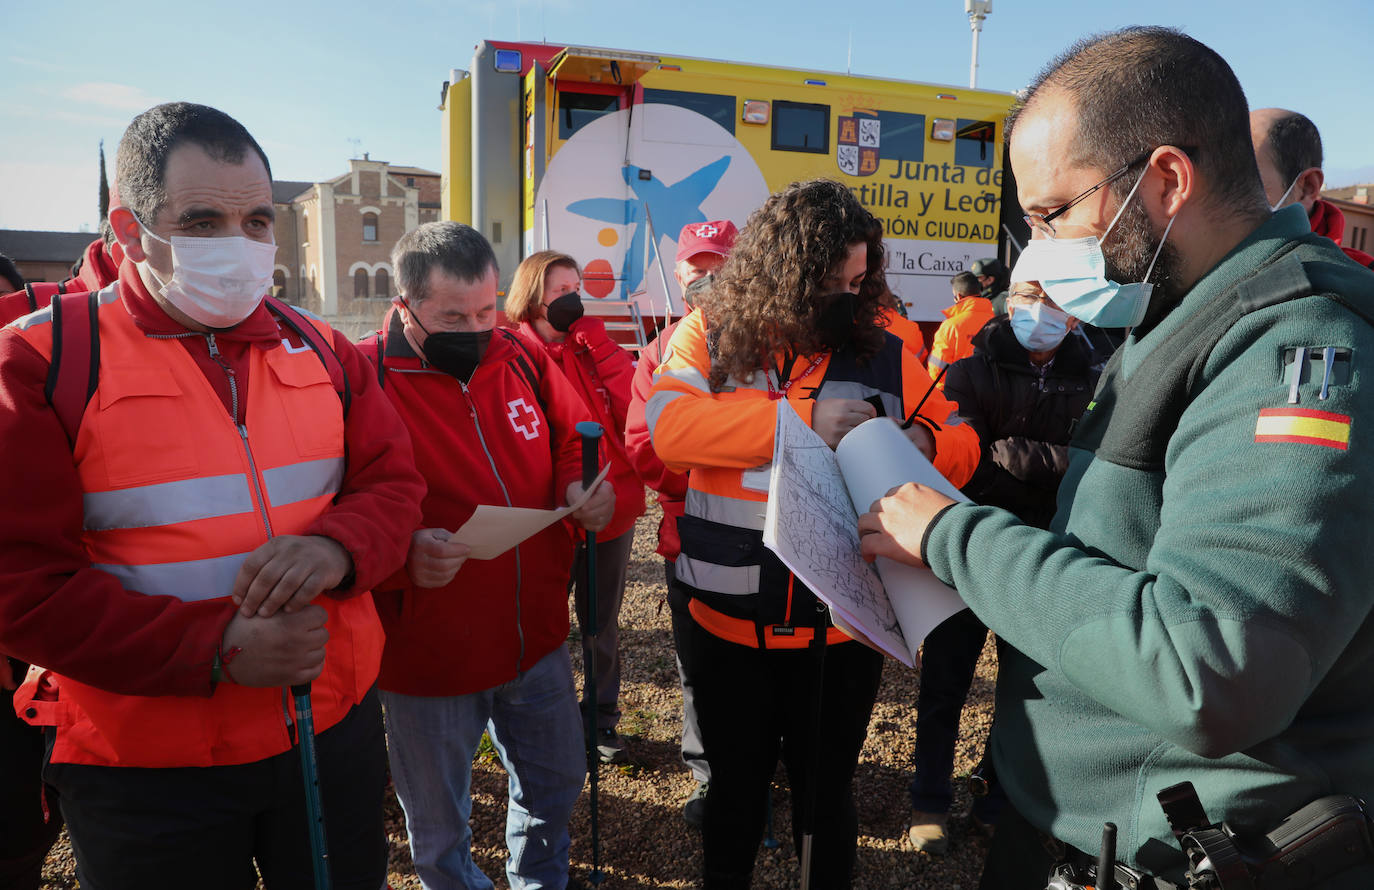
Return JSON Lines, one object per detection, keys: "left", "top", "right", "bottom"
{"left": 135, "top": 215, "right": 277, "bottom": 328}
{"left": 1270, "top": 176, "right": 1299, "bottom": 212}
{"left": 1010, "top": 167, "right": 1177, "bottom": 330}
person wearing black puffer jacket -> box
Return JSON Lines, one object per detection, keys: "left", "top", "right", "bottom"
{"left": 905, "top": 287, "right": 1097, "bottom": 856}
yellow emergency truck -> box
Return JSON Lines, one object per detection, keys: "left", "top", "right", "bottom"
{"left": 440, "top": 40, "right": 1020, "bottom": 334}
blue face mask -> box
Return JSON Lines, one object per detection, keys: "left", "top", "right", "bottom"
{"left": 1010, "top": 168, "right": 1177, "bottom": 329}
{"left": 1009, "top": 301, "right": 1071, "bottom": 352}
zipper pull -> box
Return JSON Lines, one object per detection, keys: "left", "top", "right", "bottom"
{"left": 206, "top": 332, "right": 220, "bottom": 358}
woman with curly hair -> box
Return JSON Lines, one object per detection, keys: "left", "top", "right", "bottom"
{"left": 646, "top": 179, "right": 979, "bottom": 888}
{"left": 505, "top": 250, "right": 643, "bottom": 764}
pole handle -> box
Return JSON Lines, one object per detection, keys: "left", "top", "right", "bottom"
{"left": 576, "top": 421, "right": 603, "bottom": 487}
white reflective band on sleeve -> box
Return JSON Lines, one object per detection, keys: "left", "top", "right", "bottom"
{"left": 645, "top": 389, "right": 687, "bottom": 437}
{"left": 93, "top": 551, "right": 251, "bottom": 602}
{"left": 928, "top": 356, "right": 949, "bottom": 369}
{"left": 83, "top": 473, "right": 255, "bottom": 531}
{"left": 675, "top": 554, "right": 759, "bottom": 596}
{"left": 263, "top": 457, "right": 344, "bottom": 508}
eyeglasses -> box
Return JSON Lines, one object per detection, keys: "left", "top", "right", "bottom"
{"left": 1006, "top": 290, "right": 1049, "bottom": 306}
{"left": 1023, "top": 149, "right": 1155, "bottom": 239}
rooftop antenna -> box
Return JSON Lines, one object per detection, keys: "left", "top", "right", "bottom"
{"left": 847, "top": 28, "right": 853, "bottom": 74}
{"left": 965, "top": 0, "right": 992, "bottom": 89}
{"left": 347, "top": 137, "right": 362, "bottom": 159}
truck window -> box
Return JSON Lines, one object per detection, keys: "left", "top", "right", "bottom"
{"left": 772, "top": 100, "right": 829, "bottom": 154}
{"left": 559, "top": 91, "right": 621, "bottom": 139}
{"left": 955, "top": 119, "right": 996, "bottom": 168}
{"left": 876, "top": 110, "right": 925, "bottom": 163}
{"left": 642, "top": 88, "right": 736, "bottom": 135}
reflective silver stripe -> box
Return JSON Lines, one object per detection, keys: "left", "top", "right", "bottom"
{"left": 654, "top": 365, "right": 711, "bottom": 393}
{"left": 675, "top": 554, "right": 759, "bottom": 596}
{"left": 685, "top": 488, "right": 767, "bottom": 531}
{"left": 815, "top": 380, "right": 901, "bottom": 418}
{"left": 263, "top": 457, "right": 344, "bottom": 508}
{"left": 928, "top": 355, "right": 949, "bottom": 369}
{"left": 645, "top": 389, "right": 687, "bottom": 437}
{"left": 93, "top": 552, "right": 251, "bottom": 602}
{"left": 83, "top": 473, "right": 256, "bottom": 531}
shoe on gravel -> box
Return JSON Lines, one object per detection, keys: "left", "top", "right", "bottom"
{"left": 908, "top": 810, "right": 950, "bottom": 855}
{"left": 683, "top": 781, "right": 708, "bottom": 829}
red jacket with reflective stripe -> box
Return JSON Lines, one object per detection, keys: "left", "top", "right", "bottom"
{"left": 359, "top": 312, "right": 591, "bottom": 696}
{"left": 0, "top": 266, "right": 424, "bottom": 767}
{"left": 626, "top": 320, "right": 688, "bottom": 561}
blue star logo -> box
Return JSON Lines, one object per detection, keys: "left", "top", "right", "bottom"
{"left": 566, "top": 156, "right": 732, "bottom": 294}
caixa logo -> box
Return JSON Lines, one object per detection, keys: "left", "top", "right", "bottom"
{"left": 506, "top": 398, "right": 541, "bottom": 441}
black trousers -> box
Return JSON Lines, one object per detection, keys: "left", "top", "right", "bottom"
{"left": 45, "top": 686, "right": 388, "bottom": 890}
{"left": 677, "top": 604, "right": 884, "bottom": 889}
{"left": 1, "top": 659, "right": 63, "bottom": 890}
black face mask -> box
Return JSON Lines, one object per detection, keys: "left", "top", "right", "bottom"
{"left": 404, "top": 300, "right": 492, "bottom": 381}
{"left": 817, "top": 291, "right": 858, "bottom": 351}
{"left": 545, "top": 292, "right": 585, "bottom": 332}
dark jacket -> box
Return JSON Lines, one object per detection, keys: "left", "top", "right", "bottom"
{"left": 943, "top": 316, "right": 1098, "bottom": 528}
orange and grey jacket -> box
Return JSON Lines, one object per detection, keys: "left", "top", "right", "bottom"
{"left": 10, "top": 285, "right": 389, "bottom": 768}
{"left": 646, "top": 309, "right": 978, "bottom": 648}
{"left": 928, "top": 296, "right": 995, "bottom": 381}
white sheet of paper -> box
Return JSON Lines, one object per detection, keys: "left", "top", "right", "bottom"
{"left": 836, "top": 416, "right": 970, "bottom": 655}
{"left": 763, "top": 400, "right": 916, "bottom": 665}
{"left": 450, "top": 463, "right": 611, "bottom": 560}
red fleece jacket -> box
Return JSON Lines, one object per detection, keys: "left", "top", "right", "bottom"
{"left": 0, "top": 262, "right": 425, "bottom": 698}
{"left": 359, "top": 311, "right": 591, "bottom": 696}
{"left": 1310, "top": 199, "right": 1374, "bottom": 268}
{"left": 519, "top": 316, "right": 645, "bottom": 539}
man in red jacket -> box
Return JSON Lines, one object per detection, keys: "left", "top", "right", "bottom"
{"left": 358, "top": 220, "right": 614, "bottom": 890}
{"left": 0, "top": 102, "right": 425, "bottom": 889}
{"left": 1251, "top": 107, "right": 1374, "bottom": 268}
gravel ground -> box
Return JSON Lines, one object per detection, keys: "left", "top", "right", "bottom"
{"left": 40, "top": 500, "right": 999, "bottom": 889}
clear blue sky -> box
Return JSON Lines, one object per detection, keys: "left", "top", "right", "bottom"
{"left": 4, "top": 0, "right": 1371, "bottom": 233}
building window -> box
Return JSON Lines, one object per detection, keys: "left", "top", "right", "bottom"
{"left": 354, "top": 268, "right": 369, "bottom": 299}
{"left": 272, "top": 269, "right": 287, "bottom": 299}
{"left": 375, "top": 269, "right": 389, "bottom": 299}
{"left": 363, "top": 212, "right": 379, "bottom": 242}
{"left": 772, "top": 101, "right": 829, "bottom": 154}
{"left": 407, "top": 177, "right": 416, "bottom": 186}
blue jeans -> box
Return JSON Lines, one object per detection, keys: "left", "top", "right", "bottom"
{"left": 381, "top": 644, "right": 586, "bottom": 890}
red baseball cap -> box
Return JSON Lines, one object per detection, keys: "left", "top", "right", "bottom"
{"left": 675, "top": 220, "right": 738, "bottom": 263}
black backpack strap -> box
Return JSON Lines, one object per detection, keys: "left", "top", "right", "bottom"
{"left": 497, "top": 328, "right": 542, "bottom": 394}
{"left": 23, "top": 284, "right": 38, "bottom": 313}
{"left": 44, "top": 290, "right": 102, "bottom": 445}
{"left": 265, "top": 297, "right": 351, "bottom": 420}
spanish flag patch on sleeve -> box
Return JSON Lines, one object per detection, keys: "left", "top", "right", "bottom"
{"left": 1254, "top": 407, "right": 1351, "bottom": 450}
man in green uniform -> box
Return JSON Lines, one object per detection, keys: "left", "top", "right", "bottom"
{"left": 859, "top": 27, "right": 1374, "bottom": 890}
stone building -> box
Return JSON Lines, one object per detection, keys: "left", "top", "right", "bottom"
{"left": 274, "top": 157, "right": 441, "bottom": 338}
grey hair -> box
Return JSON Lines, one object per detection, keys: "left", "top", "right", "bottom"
{"left": 391, "top": 221, "right": 499, "bottom": 303}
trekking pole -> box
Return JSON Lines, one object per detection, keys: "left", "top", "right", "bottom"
{"left": 798, "top": 606, "right": 830, "bottom": 890}
{"left": 291, "top": 683, "right": 331, "bottom": 890}
{"left": 763, "top": 789, "right": 780, "bottom": 850}
{"left": 576, "top": 420, "right": 606, "bottom": 886}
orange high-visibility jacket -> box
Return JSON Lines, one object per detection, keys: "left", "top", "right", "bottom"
{"left": 928, "top": 296, "right": 996, "bottom": 382}
{"left": 11, "top": 286, "right": 382, "bottom": 768}
{"left": 646, "top": 310, "right": 978, "bottom": 647}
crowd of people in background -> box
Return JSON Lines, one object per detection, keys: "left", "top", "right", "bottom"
{"left": 4, "top": 22, "right": 1374, "bottom": 890}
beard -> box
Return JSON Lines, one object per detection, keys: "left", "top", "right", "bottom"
{"left": 1100, "top": 197, "right": 1186, "bottom": 331}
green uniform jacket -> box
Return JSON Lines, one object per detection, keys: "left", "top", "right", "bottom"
{"left": 923, "top": 206, "right": 1374, "bottom": 881}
